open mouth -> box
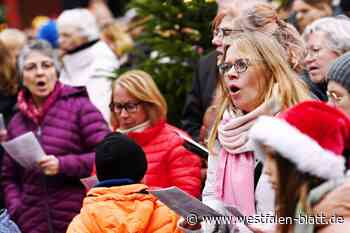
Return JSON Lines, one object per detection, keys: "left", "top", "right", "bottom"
{"left": 308, "top": 65, "right": 319, "bottom": 73}
{"left": 36, "top": 81, "right": 46, "bottom": 87}
{"left": 229, "top": 84, "right": 240, "bottom": 94}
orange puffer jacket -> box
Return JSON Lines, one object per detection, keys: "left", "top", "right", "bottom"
{"left": 66, "top": 184, "right": 183, "bottom": 233}
{"left": 127, "top": 121, "right": 201, "bottom": 198}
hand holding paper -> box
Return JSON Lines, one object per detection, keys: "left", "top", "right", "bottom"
{"left": 37, "top": 155, "right": 59, "bottom": 175}
{"left": 2, "top": 132, "right": 46, "bottom": 169}
{"left": 0, "top": 129, "right": 7, "bottom": 143}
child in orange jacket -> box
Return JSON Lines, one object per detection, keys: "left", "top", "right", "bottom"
{"left": 67, "top": 132, "right": 183, "bottom": 233}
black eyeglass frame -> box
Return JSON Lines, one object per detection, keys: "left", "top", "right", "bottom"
{"left": 109, "top": 101, "right": 142, "bottom": 114}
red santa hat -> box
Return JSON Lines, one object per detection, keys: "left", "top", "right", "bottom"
{"left": 249, "top": 100, "right": 350, "bottom": 180}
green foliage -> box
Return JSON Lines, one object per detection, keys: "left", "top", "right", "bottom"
{"left": 0, "top": 5, "right": 5, "bottom": 24}
{"left": 116, "top": 0, "right": 217, "bottom": 126}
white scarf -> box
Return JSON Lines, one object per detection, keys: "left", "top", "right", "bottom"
{"left": 117, "top": 121, "right": 151, "bottom": 134}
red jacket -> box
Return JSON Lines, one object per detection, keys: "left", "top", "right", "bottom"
{"left": 127, "top": 121, "right": 201, "bottom": 197}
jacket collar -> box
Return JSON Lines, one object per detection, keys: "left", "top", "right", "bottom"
{"left": 94, "top": 178, "right": 135, "bottom": 188}
{"left": 66, "top": 39, "right": 99, "bottom": 55}
{"left": 59, "top": 84, "right": 89, "bottom": 98}
{"left": 87, "top": 183, "right": 151, "bottom": 198}
{"left": 127, "top": 120, "right": 166, "bottom": 146}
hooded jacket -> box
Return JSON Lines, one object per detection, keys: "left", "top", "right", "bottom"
{"left": 67, "top": 183, "right": 183, "bottom": 233}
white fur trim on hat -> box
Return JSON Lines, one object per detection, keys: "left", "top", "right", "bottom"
{"left": 57, "top": 8, "right": 99, "bottom": 41}
{"left": 249, "top": 116, "right": 345, "bottom": 180}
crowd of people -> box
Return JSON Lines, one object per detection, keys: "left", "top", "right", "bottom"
{"left": 1, "top": 0, "right": 350, "bottom": 233}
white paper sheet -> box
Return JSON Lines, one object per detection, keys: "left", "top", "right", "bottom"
{"left": 2, "top": 132, "right": 46, "bottom": 168}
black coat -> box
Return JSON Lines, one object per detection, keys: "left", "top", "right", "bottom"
{"left": 0, "top": 93, "right": 17, "bottom": 125}
{"left": 300, "top": 71, "right": 328, "bottom": 102}
{"left": 181, "top": 51, "right": 218, "bottom": 141}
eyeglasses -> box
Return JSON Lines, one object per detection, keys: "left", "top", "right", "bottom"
{"left": 306, "top": 47, "right": 322, "bottom": 59}
{"left": 109, "top": 101, "right": 141, "bottom": 114}
{"left": 23, "top": 61, "right": 54, "bottom": 72}
{"left": 327, "top": 91, "right": 343, "bottom": 103}
{"left": 214, "top": 28, "right": 242, "bottom": 39}
{"left": 218, "top": 58, "right": 259, "bottom": 76}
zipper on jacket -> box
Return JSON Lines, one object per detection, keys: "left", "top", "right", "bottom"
{"left": 42, "top": 175, "right": 54, "bottom": 233}
{"left": 36, "top": 122, "right": 54, "bottom": 233}
{"left": 36, "top": 126, "right": 42, "bottom": 137}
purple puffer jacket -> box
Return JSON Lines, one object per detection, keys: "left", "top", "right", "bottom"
{"left": 2, "top": 85, "right": 110, "bottom": 233}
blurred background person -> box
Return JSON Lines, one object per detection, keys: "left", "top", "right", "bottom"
{"left": 291, "top": 0, "right": 341, "bottom": 33}
{"left": 88, "top": 0, "right": 114, "bottom": 28}
{"left": 100, "top": 21, "right": 134, "bottom": 66}
{"left": 37, "top": 20, "right": 59, "bottom": 49}
{"left": 227, "top": 2, "right": 328, "bottom": 101}
{"left": 303, "top": 16, "right": 350, "bottom": 102}
{"left": 0, "top": 41, "right": 19, "bottom": 126}
{"left": 57, "top": 8, "right": 119, "bottom": 126}
{"left": 0, "top": 29, "right": 27, "bottom": 66}
{"left": 327, "top": 50, "right": 350, "bottom": 173}
{"left": 327, "top": 51, "right": 350, "bottom": 117}
{"left": 181, "top": 8, "right": 234, "bottom": 143}
{"left": 110, "top": 70, "right": 201, "bottom": 197}
{"left": 0, "top": 41, "right": 19, "bottom": 211}
{"left": 2, "top": 40, "right": 110, "bottom": 233}
{"left": 26, "top": 15, "right": 51, "bottom": 41}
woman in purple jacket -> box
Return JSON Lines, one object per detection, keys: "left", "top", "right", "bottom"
{"left": 1, "top": 40, "right": 110, "bottom": 233}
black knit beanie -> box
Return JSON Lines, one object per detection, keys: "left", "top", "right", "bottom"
{"left": 95, "top": 132, "right": 147, "bottom": 182}
{"left": 327, "top": 51, "right": 350, "bottom": 93}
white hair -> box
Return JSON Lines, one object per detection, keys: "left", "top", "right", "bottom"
{"left": 303, "top": 16, "right": 350, "bottom": 55}
{"left": 57, "top": 8, "right": 99, "bottom": 41}
{"left": 18, "top": 40, "right": 61, "bottom": 75}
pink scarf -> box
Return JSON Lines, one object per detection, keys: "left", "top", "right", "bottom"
{"left": 215, "top": 97, "right": 280, "bottom": 216}
{"left": 17, "top": 82, "right": 63, "bottom": 124}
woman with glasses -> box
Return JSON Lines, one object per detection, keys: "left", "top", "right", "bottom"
{"left": 327, "top": 52, "right": 350, "bottom": 117}
{"left": 220, "top": 2, "right": 331, "bottom": 102}
{"left": 1, "top": 40, "right": 110, "bottom": 233}
{"left": 109, "top": 70, "right": 201, "bottom": 197}
{"left": 197, "top": 32, "right": 311, "bottom": 232}
{"left": 303, "top": 16, "right": 350, "bottom": 101}
{"left": 182, "top": 10, "right": 231, "bottom": 144}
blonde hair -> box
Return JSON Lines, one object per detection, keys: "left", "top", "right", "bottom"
{"left": 208, "top": 32, "right": 310, "bottom": 152}
{"left": 101, "top": 22, "right": 134, "bottom": 57}
{"left": 0, "top": 28, "right": 27, "bottom": 52}
{"left": 226, "top": 2, "right": 306, "bottom": 73}
{"left": 111, "top": 70, "right": 167, "bottom": 127}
